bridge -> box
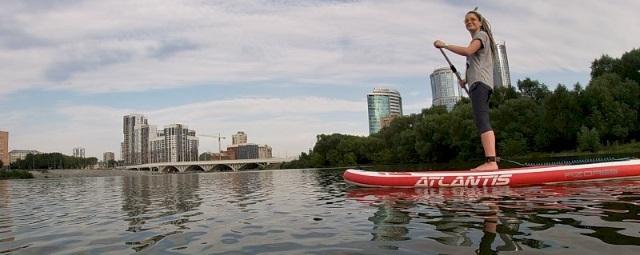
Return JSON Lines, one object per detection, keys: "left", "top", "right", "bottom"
{"left": 125, "top": 158, "right": 287, "bottom": 173}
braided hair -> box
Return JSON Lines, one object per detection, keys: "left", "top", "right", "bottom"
{"left": 466, "top": 8, "right": 497, "bottom": 62}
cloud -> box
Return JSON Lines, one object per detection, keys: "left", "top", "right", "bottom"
{"left": 45, "top": 47, "right": 134, "bottom": 82}
{"left": 0, "top": 0, "right": 629, "bottom": 96}
{"left": 149, "top": 39, "right": 199, "bottom": 59}
{"left": 0, "top": 0, "right": 577, "bottom": 95}
{"left": 2, "top": 0, "right": 639, "bottom": 159}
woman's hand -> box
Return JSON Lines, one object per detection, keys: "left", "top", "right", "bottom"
{"left": 433, "top": 40, "right": 447, "bottom": 49}
{"left": 459, "top": 79, "right": 466, "bottom": 87}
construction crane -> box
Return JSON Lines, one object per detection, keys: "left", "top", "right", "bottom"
{"left": 200, "top": 133, "right": 226, "bottom": 160}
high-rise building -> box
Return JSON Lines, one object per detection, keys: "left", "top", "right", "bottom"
{"left": 123, "top": 114, "right": 200, "bottom": 164}
{"left": 430, "top": 67, "right": 466, "bottom": 111}
{"left": 226, "top": 144, "right": 238, "bottom": 160}
{"left": 232, "top": 131, "right": 247, "bottom": 145}
{"left": 163, "top": 124, "right": 199, "bottom": 162}
{"left": 237, "top": 143, "right": 259, "bottom": 159}
{"left": 258, "top": 145, "right": 272, "bottom": 159}
{"left": 0, "top": 131, "right": 8, "bottom": 167}
{"left": 367, "top": 88, "right": 403, "bottom": 134}
{"left": 73, "top": 147, "right": 85, "bottom": 158}
{"left": 150, "top": 129, "right": 167, "bottom": 163}
{"left": 494, "top": 40, "right": 512, "bottom": 88}
{"left": 123, "top": 114, "right": 148, "bottom": 165}
{"left": 9, "top": 150, "right": 40, "bottom": 163}
{"left": 133, "top": 124, "right": 151, "bottom": 165}
{"left": 103, "top": 152, "right": 115, "bottom": 162}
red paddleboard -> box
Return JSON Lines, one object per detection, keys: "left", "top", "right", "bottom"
{"left": 343, "top": 159, "right": 640, "bottom": 188}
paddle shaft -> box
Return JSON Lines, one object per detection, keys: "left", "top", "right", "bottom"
{"left": 439, "top": 48, "right": 469, "bottom": 95}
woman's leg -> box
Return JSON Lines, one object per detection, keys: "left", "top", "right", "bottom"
{"left": 474, "top": 130, "right": 498, "bottom": 171}
{"left": 470, "top": 82, "right": 498, "bottom": 171}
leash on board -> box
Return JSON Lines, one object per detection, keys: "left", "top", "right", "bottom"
{"left": 498, "top": 157, "right": 634, "bottom": 167}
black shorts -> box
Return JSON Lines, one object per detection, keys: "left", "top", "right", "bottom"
{"left": 469, "top": 82, "right": 493, "bottom": 134}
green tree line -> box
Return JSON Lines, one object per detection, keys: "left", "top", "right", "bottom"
{"left": 284, "top": 48, "right": 640, "bottom": 168}
{"left": 11, "top": 153, "right": 99, "bottom": 170}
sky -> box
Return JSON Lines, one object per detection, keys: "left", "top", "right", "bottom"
{"left": 1, "top": 0, "right": 639, "bottom": 160}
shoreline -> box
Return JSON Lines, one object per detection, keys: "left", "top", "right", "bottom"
{"left": 27, "top": 169, "right": 158, "bottom": 179}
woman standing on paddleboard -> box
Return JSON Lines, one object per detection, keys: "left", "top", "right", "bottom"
{"left": 434, "top": 9, "right": 499, "bottom": 171}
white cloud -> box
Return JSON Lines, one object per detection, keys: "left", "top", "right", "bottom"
{"left": 3, "top": 0, "right": 636, "bottom": 97}
{"left": 2, "top": 0, "right": 639, "bottom": 159}
{"left": 0, "top": 0, "right": 640, "bottom": 93}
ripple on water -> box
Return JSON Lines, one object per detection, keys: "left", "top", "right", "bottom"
{"left": 1, "top": 172, "right": 640, "bottom": 254}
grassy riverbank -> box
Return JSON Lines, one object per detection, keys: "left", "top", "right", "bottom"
{"left": 0, "top": 170, "right": 34, "bottom": 180}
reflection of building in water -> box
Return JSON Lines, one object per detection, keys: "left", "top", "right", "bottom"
{"left": 367, "top": 200, "right": 412, "bottom": 241}
{"left": 0, "top": 182, "right": 13, "bottom": 243}
{"left": 225, "top": 171, "right": 274, "bottom": 210}
{"left": 121, "top": 174, "right": 201, "bottom": 233}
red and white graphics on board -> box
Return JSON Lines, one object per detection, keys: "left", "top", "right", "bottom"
{"left": 343, "top": 159, "right": 640, "bottom": 188}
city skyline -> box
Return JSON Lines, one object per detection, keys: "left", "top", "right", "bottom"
{"left": 1, "top": 1, "right": 638, "bottom": 158}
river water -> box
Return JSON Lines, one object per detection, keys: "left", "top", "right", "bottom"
{"left": 1, "top": 169, "right": 640, "bottom": 254}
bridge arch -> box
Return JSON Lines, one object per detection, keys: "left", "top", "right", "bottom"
{"left": 161, "top": 166, "right": 180, "bottom": 173}
{"left": 238, "top": 163, "right": 261, "bottom": 171}
{"left": 209, "top": 164, "right": 233, "bottom": 172}
{"left": 185, "top": 165, "right": 205, "bottom": 172}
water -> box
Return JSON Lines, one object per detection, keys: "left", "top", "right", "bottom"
{"left": 1, "top": 169, "right": 640, "bottom": 254}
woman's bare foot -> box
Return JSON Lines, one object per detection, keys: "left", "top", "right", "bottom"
{"left": 470, "top": 162, "right": 499, "bottom": 171}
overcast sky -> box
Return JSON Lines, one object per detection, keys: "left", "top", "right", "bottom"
{"left": 1, "top": 0, "right": 638, "bottom": 159}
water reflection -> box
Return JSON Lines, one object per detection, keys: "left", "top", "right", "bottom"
{"left": 121, "top": 174, "right": 201, "bottom": 251}
{"left": 368, "top": 199, "right": 412, "bottom": 241}
{"left": 225, "top": 171, "right": 274, "bottom": 211}
{"left": 476, "top": 203, "right": 522, "bottom": 255}
{"left": 1, "top": 171, "right": 640, "bottom": 254}
{"left": 0, "top": 181, "right": 17, "bottom": 252}
{"left": 347, "top": 179, "right": 640, "bottom": 253}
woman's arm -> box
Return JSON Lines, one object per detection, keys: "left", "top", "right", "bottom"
{"left": 434, "top": 39, "right": 482, "bottom": 57}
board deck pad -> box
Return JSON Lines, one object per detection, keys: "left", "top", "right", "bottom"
{"left": 343, "top": 159, "right": 640, "bottom": 188}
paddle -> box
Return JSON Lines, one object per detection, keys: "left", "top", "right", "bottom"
{"left": 439, "top": 48, "right": 469, "bottom": 95}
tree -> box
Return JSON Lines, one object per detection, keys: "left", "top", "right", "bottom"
{"left": 540, "top": 85, "right": 583, "bottom": 151}
{"left": 581, "top": 73, "right": 639, "bottom": 144}
{"left": 619, "top": 48, "right": 640, "bottom": 84}
{"left": 199, "top": 153, "right": 212, "bottom": 161}
{"left": 490, "top": 85, "right": 519, "bottom": 106}
{"left": 415, "top": 106, "right": 457, "bottom": 162}
{"left": 591, "top": 54, "right": 619, "bottom": 79}
{"left": 500, "top": 133, "right": 528, "bottom": 156}
{"left": 577, "top": 126, "right": 601, "bottom": 152}
{"left": 517, "top": 78, "right": 550, "bottom": 102}
{"left": 11, "top": 153, "right": 99, "bottom": 170}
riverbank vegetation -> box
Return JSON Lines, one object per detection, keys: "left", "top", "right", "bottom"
{"left": 284, "top": 48, "right": 640, "bottom": 169}
{"left": 0, "top": 170, "right": 34, "bottom": 180}
{"left": 10, "top": 153, "right": 98, "bottom": 170}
